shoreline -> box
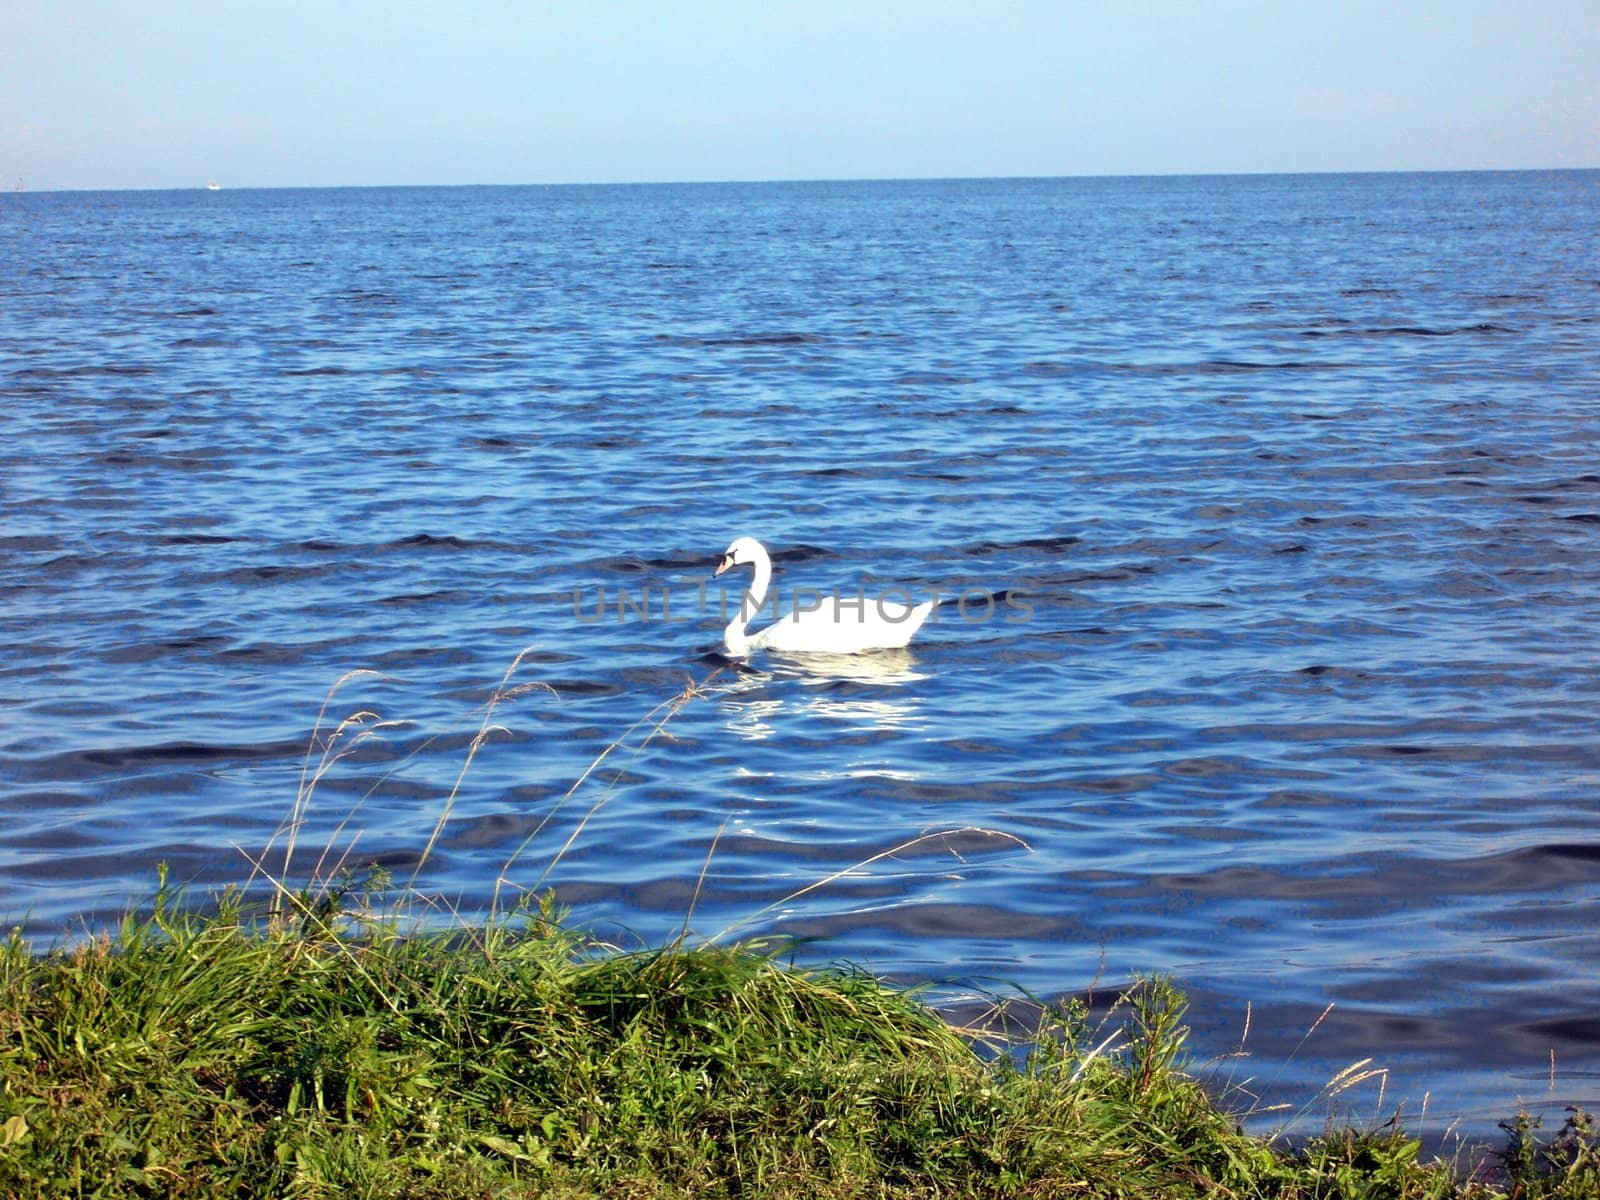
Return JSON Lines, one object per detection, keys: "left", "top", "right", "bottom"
{"left": 2, "top": 880, "right": 1594, "bottom": 1199}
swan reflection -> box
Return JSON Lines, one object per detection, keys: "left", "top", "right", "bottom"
{"left": 784, "top": 648, "right": 926, "bottom": 687}
{"left": 714, "top": 649, "right": 928, "bottom": 743}
{"left": 723, "top": 696, "right": 785, "bottom": 743}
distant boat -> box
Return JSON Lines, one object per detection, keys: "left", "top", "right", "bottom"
{"left": 206, "top": 182, "right": 221, "bottom": 191}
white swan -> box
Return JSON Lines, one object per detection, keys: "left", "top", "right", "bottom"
{"left": 714, "top": 536, "right": 935, "bottom": 656}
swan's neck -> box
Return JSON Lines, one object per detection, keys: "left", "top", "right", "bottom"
{"left": 724, "top": 553, "right": 772, "bottom": 654}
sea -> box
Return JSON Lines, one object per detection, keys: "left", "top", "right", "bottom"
{"left": 3, "top": 171, "right": 1597, "bottom": 1144}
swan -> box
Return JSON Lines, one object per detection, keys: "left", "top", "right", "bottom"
{"left": 713, "top": 536, "right": 935, "bottom": 656}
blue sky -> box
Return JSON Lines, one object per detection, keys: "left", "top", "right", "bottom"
{"left": 4, "top": 1, "right": 1596, "bottom": 190}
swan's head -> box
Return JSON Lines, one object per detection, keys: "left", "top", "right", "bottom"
{"left": 714, "top": 536, "right": 766, "bottom": 577}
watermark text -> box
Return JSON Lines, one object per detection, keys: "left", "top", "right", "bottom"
{"left": 570, "top": 580, "right": 1033, "bottom": 625}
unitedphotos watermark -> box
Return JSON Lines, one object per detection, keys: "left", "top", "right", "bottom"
{"left": 570, "top": 580, "right": 1034, "bottom": 625}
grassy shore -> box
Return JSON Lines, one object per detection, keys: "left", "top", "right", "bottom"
{"left": 1, "top": 878, "right": 1595, "bottom": 1199}
{"left": 5, "top": 669, "right": 1593, "bottom": 1197}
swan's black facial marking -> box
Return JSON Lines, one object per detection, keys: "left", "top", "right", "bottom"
{"left": 717, "top": 538, "right": 759, "bottom": 576}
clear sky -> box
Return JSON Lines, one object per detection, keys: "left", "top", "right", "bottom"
{"left": 4, "top": 1, "right": 1597, "bottom": 191}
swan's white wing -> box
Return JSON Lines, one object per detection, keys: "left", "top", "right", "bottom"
{"left": 756, "top": 595, "right": 935, "bottom": 654}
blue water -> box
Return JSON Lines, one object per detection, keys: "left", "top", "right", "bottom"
{"left": 3, "top": 172, "right": 1599, "bottom": 1142}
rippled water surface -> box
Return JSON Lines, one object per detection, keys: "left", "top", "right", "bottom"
{"left": 4, "top": 173, "right": 1598, "bottom": 1139}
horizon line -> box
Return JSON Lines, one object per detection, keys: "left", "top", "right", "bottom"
{"left": 11, "top": 163, "right": 1599, "bottom": 197}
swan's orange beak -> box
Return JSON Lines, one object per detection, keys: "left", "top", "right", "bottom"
{"left": 714, "top": 555, "right": 733, "bottom": 577}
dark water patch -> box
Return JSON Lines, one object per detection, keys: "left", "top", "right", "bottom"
{"left": 1020, "top": 357, "right": 1339, "bottom": 378}
{"left": 202, "top": 563, "right": 334, "bottom": 586}
{"left": 9, "top": 362, "right": 157, "bottom": 379}
{"left": 961, "top": 535, "right": 1083, "bottom": 556}
{"left": 1516, "top": 1014, "right": 1600, "bottom": 1047}
{"left": 1056, "top": 564, "right": 1158, "bottom": 585}
{"left": 101, "top": 635, "right": 232, "bottom": 663}
{"left": 154, "top": 533, "right": 240, "bottom": 546}
{"left": 365, "top": 645, "right": 480, "bottom": 672}
{"left": 440, "top": 807, "right": 559, "bottom": 850}
{"left": 0, "top": 534, "right": 65, "bottom": 553}
{"left": 1477, "top": 842, "right": 1600, "bottom": 884}
{"left": 898, "top": 372, "right": 976, "bottom": 386}
{"left": 660, "top": 331, "right": 826, "bottom": 348}
{"left": 39, "top": 552, "right": 107, "bottom": 571}
{"left": 1157, "top": 842, "right": 1600, "bottom": 902}
{"left": 0, "top": 789, "right": 101, "bottom": 814}
{"left": 805, "top": 466, "right": 875, "bottom": 479}
{"left": 377, "top": 589, "right": 471, "bottom": 607}
{"left": 387, "top": 532, "right": 512, "bottom": 552}
{"left": 2, "top": 843, "right": 255, "bottom": 885}
{"left": 1301, "top": 323, "right": 1514, "bottom": 338}
{"left": 34, "top": 737, "right": 305, "bottom": 775}
{"left": 217, "top": 638, "right": 366, "bottom": 665}
{"left": 779, "top": 902, "right": 1077, "bottom": 943}
{"left": 594, "top": 552, "right": 710, "bottom": 575}
{"left": 335, "top": 290, "right": 399, "bottom": 306}
{"left": 541, "top": 679, "right": 626, "bottom": 700}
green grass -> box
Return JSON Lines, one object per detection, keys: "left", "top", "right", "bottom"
{"left": 2, "top": 876, "right": 1596, "bottom": 1199}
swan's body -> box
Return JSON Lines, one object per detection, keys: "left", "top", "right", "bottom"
{"left": 714, "top": 536, "right": 935, "bottom": 656}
